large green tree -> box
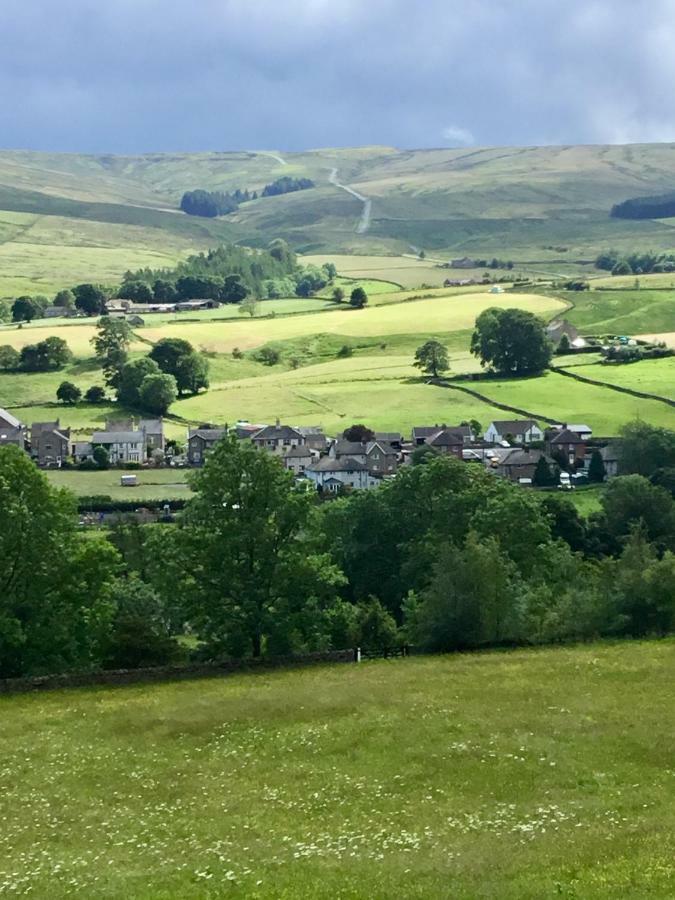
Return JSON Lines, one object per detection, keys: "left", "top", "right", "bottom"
{"left": 73, "top": 283, "right": 107, "bottom": 316}
{"left": 618, "top": 421, "right": 675, "bottom": 477}
{"left": 471, "top": 307, "right": 552, "bottom": 375}
{"left": 0, "top": 446, "right": 120, "bottom": 677}
{"left": 138, "top": 373, "right": 178, "bottom": 415}
{"left": 413, "top": 339, "right": 450, "bottom": 377}
{"left": 181, "top": 434, "right": 345, "bottom": 657}
{"left": 116, "top": 357, "right": 161, "bottom": 406}
{"left": 92, "top": 317, "right": 133, "bottom": 387}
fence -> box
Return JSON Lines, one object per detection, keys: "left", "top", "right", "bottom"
{"left": 0, "top": 646, "right": 414, "bottom": 695}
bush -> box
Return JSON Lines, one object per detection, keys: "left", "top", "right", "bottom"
{"left": 84, "top": 385, "right": 106, "bottom": 403}
{"left": 253, "top": 346, "right": 280, "bottom": 366}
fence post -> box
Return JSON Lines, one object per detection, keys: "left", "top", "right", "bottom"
{"left": 354, "top": 646, "right": 361, "bottom": 663}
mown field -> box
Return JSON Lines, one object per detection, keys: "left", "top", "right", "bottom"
{"left": 1, "top": 640, "right": 673, "bottom": 898}
{"left": 45, "top": 467, "right": 192, "bottom": 499}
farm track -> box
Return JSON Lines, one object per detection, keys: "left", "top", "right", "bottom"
{"left": 328, "top": 168, "right": 371, "bottom": 234}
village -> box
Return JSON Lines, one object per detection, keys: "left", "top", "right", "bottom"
{"left": 0, "top": 406, "right": 618, "bottom": 491}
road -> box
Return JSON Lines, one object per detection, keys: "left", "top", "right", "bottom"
{"left": 328, "top": 167, "right": 371, "bottom": 234}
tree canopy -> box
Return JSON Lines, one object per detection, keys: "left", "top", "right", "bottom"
{"left": 471, "top": 307, "right": 552, "bottom": 375}
{"left": 413, "top": 340, "right": 450, "bottom": 377}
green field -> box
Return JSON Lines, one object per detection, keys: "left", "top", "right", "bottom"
{"left": 44, "top": 467, "right": 192, "bottom": 499}
{"left": 567, "top": 357, "right": 675, "bottom": 401}
{"left": 562, "top": 289, "right": 675, "bottom": 335}
{"left": 1, "top": 641, "right": 673, "bottom": 898}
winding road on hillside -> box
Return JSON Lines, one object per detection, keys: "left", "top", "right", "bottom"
{"left": 328, "top": 167, "right": 372, "bottom": 234}
{"left": 256, "top": 151, "right": 287, "bottom": 167}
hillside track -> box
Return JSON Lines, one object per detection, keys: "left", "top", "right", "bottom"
{"left": 328, "top": 167, "right": 371, "bottom": 234}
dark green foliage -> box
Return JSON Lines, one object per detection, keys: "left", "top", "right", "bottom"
{"left": 253, "top": 346, "right": 280, "bottom": 366}
{"left": 12, "top": 296, "right": 39, "bottom": 322}
{"left": 333, "top": 287, "right": 345, "bottom": 303}
{"left": 413, "top": 339, "right": 449, "bottom": 377}
{"left": 116, "top": 357, "right": 161, "bottom": 406}
{"left": 595, "top": 249, "right": 675, "bottom": 274}
{"left": 152, "top": 279, "right": 178, "bottom": 302}
{"left": 73, "top": 283, "right": 107, "bottom": 316}
{"left": 471, "top": 307, "right": 552, "bottom": 375}
{"left": 343, "top": 424, "right": 374, "bottom": 442}
{"left": 0, "top": 345, "right": 20, "bottom": 370}
{"left": 118, "top": 280, "right": 153, "bottom": 302}
{"left": 93, "top": 446, "right": 109, "bottom": 470}
{"left": 56, "top": 381, "right": 81, "bottom": 404}
{"left": 600, "top": 475, "right": 675, "bottom": 548}
{"left": 177, "top": 434, "right": 345, "bottom": 657}
{"left": 149, "top": 338, "right": 209, "bottom": 396}
{"left": 221, "top": 274, "right": 248, "bottom": 303}
{"left": 557, "top": 334, "right": 571, "bottom": 354}
{"left": 650, "top": 467, "right": 675, "bottom": 497}
{"left": 262, "top": 176, "right": 314, "bottom": 197}
{"left": 350, "top": 286, "right": 368, "bottom": 309}
{"left": 619, "top": 421, "right": 675, "bottom": 477}
{"left": 19, "top": 337, "right": 72, "bottom": 372}
{"left": 354, "top": 597, "right": 399, "bottom": 649}
{"left": 611, "top": 192, "right": 675, "bottom": 220}
{"left": 0, "top": 446, "right": 120, "bottom": 677}
{"left": 533, "top": 455, "right": 557, "bottom": 486}
{"left": 180, "top": 189, "right": 238, "bottom": 218}
{"left": 588, "top": 449, "right": 606, "bottom": 483}
{"left": 103, "top": 576, "right": 181, "bottom": 669}
{"left": 296, "top": 266, "right": 327, "bottom": 297}
{"left": 138, "top": 373, "right": 178, "bottom": 415}
{"left": 91, "top": 316, "right": 132, "bottom": 387}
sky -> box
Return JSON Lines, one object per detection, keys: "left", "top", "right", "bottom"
{"left": 1, "top": 0, "right": 674, "bottom": 154}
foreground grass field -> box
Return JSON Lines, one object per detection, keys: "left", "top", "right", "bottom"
{"left": 1, "top": 641, "right": 673, "bottom": 898}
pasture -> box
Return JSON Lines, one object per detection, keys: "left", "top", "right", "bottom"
{"left": 45, "top": 467, "right": 192, "bottom": 499}
{"left": 570, "top": 357, "right": 675, "bottom": 401}
{"left": 562, "top": 289, "right": 675, "bottom": 335}
{"left": 1, "top": 640, "right": 673, "bottom": 898}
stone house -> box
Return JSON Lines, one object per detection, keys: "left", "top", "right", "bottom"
{"left": 546, "top": 427, "right": 588, "bottom": 467}
{"left": 365, "top": 440, "right": 398, "bottom": 474}
{"left": 283, "top": 445, "right": 314, "bottom": 475}
{"left": 187, "top": 427, "right": 227, "bottom": 466}
{"left": 250, "top": 421, "right": 305, "bottom": 455}
{"left": 31, "top": 420, "right": 71, "bottom": 467}
{"left": 0, "top": 409, "right": 27, "bottom": 451}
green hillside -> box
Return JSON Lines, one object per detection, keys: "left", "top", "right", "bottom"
{"left": 2, "top": 641, "right": 673, "bottom": 898}
{"left": 5, "top": 143, "right": 675, "bottom": 295}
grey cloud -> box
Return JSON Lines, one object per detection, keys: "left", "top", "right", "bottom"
{"left": 0, "top": 0, "right": 673, "bottom": 153}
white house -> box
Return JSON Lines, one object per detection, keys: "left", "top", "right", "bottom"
{"left": 484, "top": 419, "right": 544, "bottom": 445}
{"left": 91, "top": 429, "right": 144, "bottom": 464}
{"left": 304, "top": 457, "right": 380, "bottom": 492}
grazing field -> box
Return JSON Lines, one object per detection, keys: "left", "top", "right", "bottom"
{"left": 1, "top": 641, "right": 673, "bottom": 898}
{"left": 562, "top": 289, "right": 675, "bottom": 335}
{"left": 455, "top": 370, "right": 674, "bottom": 433}
{"left": 565, "top": 485, "right": 605, "bottom": 516}
{"left": 570, "top": 357, "right": 675, "bottom": 401}
{"left": 45, "top": 467, "right": 192, "bottom": 499}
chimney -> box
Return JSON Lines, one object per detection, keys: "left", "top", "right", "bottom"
{"left": 276, "top": 417, "right": 281, "bottom": 428}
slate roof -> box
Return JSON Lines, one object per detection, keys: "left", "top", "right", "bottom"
{"left": 488, "top": 419, "right": 539, "bottom": 435}
{"left": 308, "top": 456, "right": 368, "bottom": 472}
{"left": 375, "top": 431, "right": 402, "bottom": 444}
{"left": 0, "top": 426, "right": 24, "bottom": 444}
{"left": 189, "top": 428, "right": 226, "bottom": 442}
{"left": 498, "top": 448, "right": 544, "bottom": 467}
{"left": 139, "top": 419, "right": 163, "bottom": 433}
{"left": 92, "top": 431, "right": 144, "bottom": 444}
{"left": 366, "top": 440, "right": 397, "bottom": 455}
{"left": 333, "top": 440, "right": 367, "bottom": 456}
{"left": 0, "top": 408, "right": 22, "bottom": 430}
{"left": 549, "top": 428, "right": 586, "bottom": 445}
{"left": 251, "top": 424, "right": 303, "bottom": 442}
{"left": 428, "top": 429, "right": 464, "bottom": 447}
{"left": 284, "top": 445, "right": 313, "bottom": 458}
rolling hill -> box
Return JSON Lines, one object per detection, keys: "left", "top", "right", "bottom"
{"left": 4, "top": 143, "right": 675, "bottom": 296}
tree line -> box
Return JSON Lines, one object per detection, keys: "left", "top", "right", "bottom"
{"left": 2, "top": 420, "right": 675, "bottom": 679}
{"left": 610, "top": 192, "right": 675, "bottom": 221}
{"left": 595, "top": 249, "right": 675, "bottom": 276}
{"left": 180, "top": 177, "right": 315, "bottom": 218}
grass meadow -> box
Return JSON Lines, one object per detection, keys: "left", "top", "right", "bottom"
{"left": 1, "top": 641, "right": 673, "bottom": 898}
{"left": 45, "top": 467, "right": 192, "bottom": 499}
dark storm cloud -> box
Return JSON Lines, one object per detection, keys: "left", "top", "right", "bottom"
{"left": 1, "top": 0, "right": 673, "bottom": 153}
